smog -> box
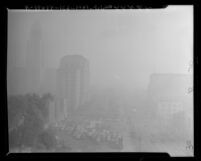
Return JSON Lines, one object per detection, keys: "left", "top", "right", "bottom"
{"left": 7, "top": 6, "right": 193, "bottom": 156}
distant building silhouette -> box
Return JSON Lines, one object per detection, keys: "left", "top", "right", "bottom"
{"left": 25, "top": 20, "right": 44, "bottom": 94}
{"left": 7, "top": 20, "right": 46, "bottom": 95}
{"left": 55, "top": 55, "right": 90, "bottom": 121}
{"left": 40, "top": 68, "right": 57, "bottom": 95}
{"left": 7, "top": 67, "right": 27, "bottom": 95}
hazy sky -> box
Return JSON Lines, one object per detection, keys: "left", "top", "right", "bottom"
{"left": 7, "top": 6, "right": 193, "bottom": 90}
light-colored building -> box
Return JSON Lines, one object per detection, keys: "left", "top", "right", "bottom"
{"left": 7, "top": 20, "right": 46, "bottom": 96}
{"left": 25, "top": 21, "right": 44, "bottom": 95}
{"left": 147, "top": 73, "right": 193, "bottom": 137}
{"left": 48, "top": 100, "right": 56, "bottom": 124}
{"left": 40, "top": 68, "right": 57, "bottom": 95}
{"left": 147, "top": 73, "right": 192, "bottom": 113}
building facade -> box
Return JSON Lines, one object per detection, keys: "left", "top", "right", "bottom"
{"left": 147, "top": 73, "right": 193, "bottom": 138}
{"left": 25, "top": 21, "right": 45, "bottom": 95}
{"left": 55, "top": 55, "right": 90, "bottom": 121}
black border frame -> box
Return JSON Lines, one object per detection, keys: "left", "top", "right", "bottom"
{"left": 1, "top": 1, "right": 199, "bottom": 161}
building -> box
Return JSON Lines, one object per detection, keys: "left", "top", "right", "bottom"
{"left": 7, "top": 20, "right": 47, "bottom": 96}
{"left": 25, "top": 21, "right": 44, "bottom": 94}
{"left": 55, "top": 55, "right": 90, "bottom": 121}
{"left": 48, "top": 99, "right": 57, "bottom": 124}
{"left": 147, "top": 73, "right": 193, "bottom": 138}
{"left": 7, "top": 67, "right": 27, "bottom": 95}
{"left": 40, "top": 68, "right": 57, "bottom": 95}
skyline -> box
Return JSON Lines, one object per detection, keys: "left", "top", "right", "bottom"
{"left": 7, "top": 6, "right": 193, "bottom": 90}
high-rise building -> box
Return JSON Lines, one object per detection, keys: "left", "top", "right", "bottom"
{"left": 25, "top": 20, "right": 44, "bottom": 94}
{"left": 7, "top": 20, "right": 44, "bottom": 95}
{"left": 40, "top": 68, "right": 57, "bottom": 95}
{"left": 55, "top": 55, "right": 90, "bottom": 121}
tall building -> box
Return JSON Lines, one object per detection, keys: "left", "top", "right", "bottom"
{"left": 7, "top": 67, "right": 27, "bottom": 95}
{"left": 25, "top": 20, "right": 44, "bottom": 94}
{"left": 56, "top": 55, "right": 90, "bottom": 121}
{"left": 7, "top": 20, "right": 46, "bottom": 95}
{"left": 40, "top": 68, "right": 57, "bottom": 95}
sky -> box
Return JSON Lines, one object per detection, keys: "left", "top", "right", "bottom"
{"left": 7, "top": 6, "right": 193, "bottom": 90}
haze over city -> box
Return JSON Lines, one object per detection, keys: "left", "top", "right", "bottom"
{"left": 7, "top": 6, "right": 192, "bottom": 90}
{"left": 7, "top": 6, "right": 193, "bottom": 155}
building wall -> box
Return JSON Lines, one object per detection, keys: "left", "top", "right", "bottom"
{"left": 25, "top": 21, "right": 44, "bottom": 95}
{"left": 157, "top": 100, "right": 184, "bottom": 121}
{"left": 55, "top": 55, "right": 90, "bottom": 121}
{"left": 146, "top": 73, "right": 193, "bottom": 136}
{"left": 48, "top": 100, "right": 56, "bottom": 124}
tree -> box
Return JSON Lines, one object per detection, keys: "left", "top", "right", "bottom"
{"left": 36, "top": 128, "right": 57, "bottom": 150}
{"left": 8, "top": 95, "right": 26, "bottom": 131}
{"left": 8, "top": 93, "right": 55, "bottom": 149}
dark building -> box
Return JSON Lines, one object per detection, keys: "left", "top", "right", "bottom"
{"left": 55, "top": 55, "right": 90, "bottom": 121}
